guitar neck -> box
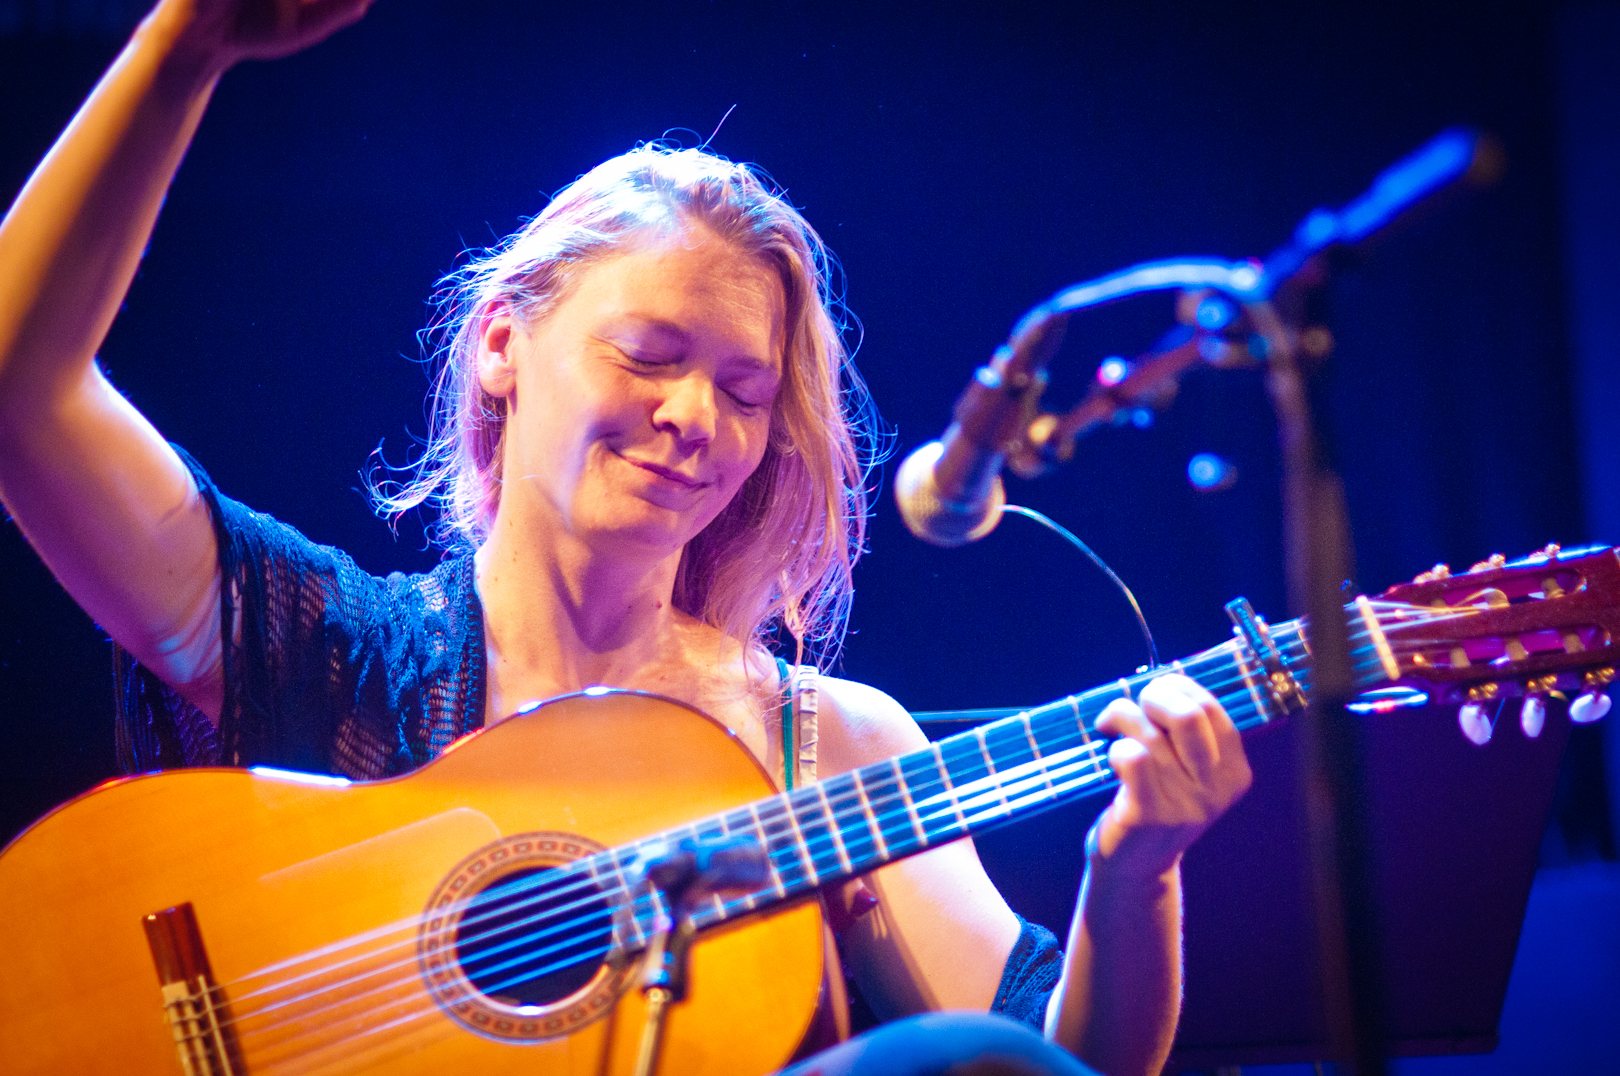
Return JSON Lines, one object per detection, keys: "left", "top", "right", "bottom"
{"left": 587, "top": 606, "right": 1390, "bottom": 949}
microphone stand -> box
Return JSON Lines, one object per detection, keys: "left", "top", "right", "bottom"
{"left": 1248, "top": 293, "right": 1386, "bottom": 1075}
{"left": 630, "top": 836, "right": 767, "bottom": 1076}
{"left": 910, "top": 128, "right": 1500, "bottom": 1074}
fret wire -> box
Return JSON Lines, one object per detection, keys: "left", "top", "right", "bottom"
{"left": 602, "top": 846, "right": 649, "bottom": 948}
{"left": 927, "top": 742, "right": 970, "bottom": 838}
{"left": 890, "top": 756, "right": 929, "bottom": 849}
{"left": 1017, "top": 712, "right": 1056, "bottom": 796}
{"left": 787, "top": 786, "right": 837, "bottom": 884}
{"left": 714, "top": 809, "right": 760, "bottom": 912}
{"left": 970, "top": 725, "right": 1011, "bottom": 813}
{"left": 746, "top": 802, "right": 789, "bottom": 899}
{"left": 762, "top": 796, "right": 817, "bottom": 890}
{"left": 814, "top": 778, "right": 857, "bottom": 875}
{"left": 691, "top": 815, "right": 732, "bottom": 921}
{"left": 849, "top": 761, "right": 919, "bottom": 864}
{"left": 935, "top": 734, "right": 991, "bottom": 825}
{"left": 849, "top": 767, "right": 890, "bottom": 862}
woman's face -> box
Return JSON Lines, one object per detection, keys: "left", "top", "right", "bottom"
{"left": 480, "top": 224, "right": 786, "bottom": 559}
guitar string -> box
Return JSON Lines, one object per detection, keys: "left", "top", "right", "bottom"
{"left": 184, "top": 622, "right": 1480, "bottom": 1069}
{"left": 199, "top": 618, "right": 1363, "bottom": 1059}
{"left": 187, "top": 616, "right": 1526, "bottom": 1067}
{"left": 203, "top": 735, "right": 1151, "bottom": 1066}
{"left": 197, "top": 625, "right": 1345, "bottom": 1056}
{"left": 216, "top": 603, "right": 1449, "bottom": 1016}
{"left": 202, "top": 663, "right": 1238, "bottom": 1050}
{"left": 217, "top": 633, "right": 1266, "bottom": 1006}
{"left": 202, "top": 644, "right": 1297, "bottom": 1058}
{"left": 176, "top": 603, "right": 1522, "bottom": 1068}
{"left": 181, "top": 735, "right": 1131, "bottom": 1064}
{"left": 203, "top": 733, "right": 1126, "bottom": 1045}
{"left": 193, "top": 607, "right": 1483, "bottom": 1063}
{"left": 327, "top": 604, "right": 1496, "bottom": 1017}
{"left": 204, "top": 596, "right": 1475, "bottom": 1017}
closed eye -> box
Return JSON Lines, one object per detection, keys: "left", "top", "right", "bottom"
{"left": 724, "top": 388, "right": 770, "bottom": 412}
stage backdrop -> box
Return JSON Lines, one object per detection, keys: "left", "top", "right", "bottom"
{"left": 1, "top": 0, "right": 1609, "bottom": 1063}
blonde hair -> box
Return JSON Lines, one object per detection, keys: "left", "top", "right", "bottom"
{"left": 372, "top": 145, "right": 883, "bottom": 666}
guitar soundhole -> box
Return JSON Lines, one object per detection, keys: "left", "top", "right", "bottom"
{"left": 454, "top": 866, "right": 614, "bottom": 1009}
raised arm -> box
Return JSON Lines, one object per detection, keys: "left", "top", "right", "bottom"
{"left": 0, "top": 0, "right": 370, "bottom": 718}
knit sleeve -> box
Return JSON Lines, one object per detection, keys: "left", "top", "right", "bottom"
{"left": 113, "top": 448, "right": 449, "bottom": 778}
{"left": 990, "top": 915, "right": 1065, "bottom": 1031}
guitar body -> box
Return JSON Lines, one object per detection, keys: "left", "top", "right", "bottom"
{"left": 0, "top": 692, "right": 823, "bottom": 1076}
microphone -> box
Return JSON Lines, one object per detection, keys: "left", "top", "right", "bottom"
{"left": 894, "top": 307, "right": 1067, "bottom": 547}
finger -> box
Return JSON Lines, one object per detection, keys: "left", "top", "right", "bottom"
{"left": 1139, "top": 675, "right": 1221, "bottom": 785}
{"left": 291, "top": 0, "right": 373, "bottom": 43}
{"left": 1094, "top": 698, "right": 1164, "bottom": 753}
{"left": 1105, "top": 736, "right": 1149, "bottom": 815}
{"left": 1095, "top": 698, "right": 1186, "bottom": 784}
{"left": 1158, "top": 673, "right": 1252, "bottom": 797}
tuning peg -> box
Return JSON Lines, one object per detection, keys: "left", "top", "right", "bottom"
{"left": 1520, "top": 695, "right": 1546, "bottom": 738}
{"left": 1467, "top": 554, "right": 1507, "bottom": 574}
{"left": 1571, "top": 691, "right": 1612, "bottom": 725}
{"left": 1459, "top": 702, "right": 1494, "bottom": 745}
{"left": 1412, "top": 563, "right": 1451, "bottom": 584}
{"left": 1572, "top": 669, "right": 1616, "bottom": 723}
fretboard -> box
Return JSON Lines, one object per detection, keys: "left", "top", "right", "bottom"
{"left": 578, "top": 605, "right": 1397, "bottom": 951}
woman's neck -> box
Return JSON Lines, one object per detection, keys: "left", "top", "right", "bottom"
{"left": 474, "top": 510, "right": 690, "bottom": 711}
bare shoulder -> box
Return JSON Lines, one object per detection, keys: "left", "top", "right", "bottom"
{"left": 814, "top": 675, "right": 931, "bottom": 774}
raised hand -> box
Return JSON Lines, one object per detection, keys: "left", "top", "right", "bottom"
{"left": 166, "top": 0, "right": 375, "bottom": 70}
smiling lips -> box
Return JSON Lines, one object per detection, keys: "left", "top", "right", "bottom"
{"left": 625, "top": 457, "right": 707, "bottom": 489}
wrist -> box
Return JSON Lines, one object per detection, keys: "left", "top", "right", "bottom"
{"left": 141, "top": 0, "right": 235, "bottom": 89}
{"left": 1085, "top": 813, "right": 1183, "bottom": 892}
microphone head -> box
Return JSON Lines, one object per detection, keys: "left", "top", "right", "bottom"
{"left": 893, "top": 440, "right": 1007, "bottom": 548}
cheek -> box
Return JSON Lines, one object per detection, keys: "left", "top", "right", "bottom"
{"left": 722, "top": 416, "right": 774, "bottom": 487}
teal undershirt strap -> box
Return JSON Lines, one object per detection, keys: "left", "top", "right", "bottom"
{"left": 775, "top": 656, "right": 794, "bottom": 791}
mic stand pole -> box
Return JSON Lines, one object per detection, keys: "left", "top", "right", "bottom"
{"left": 1249, "top": 296, "right": 1387, "bottom": 1076}
{"left": 907, "top": 127, "right": 1498, "bottom": 1074}
{"left": 630, "top": 836, "right": 768, "bottom": 1076}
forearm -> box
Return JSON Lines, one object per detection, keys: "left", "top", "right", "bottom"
{"left": 0, "top": 1, "right": 230, "bottom": 708}
{"left": 0, "top": 0, "right": 221, "bottom": 411}
{"left": 1046, "top": 852, "right": 1183, "bottom": 1076}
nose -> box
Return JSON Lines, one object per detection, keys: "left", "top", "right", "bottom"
{"left": 651, "top": 372, "right": 718, "bottom": 448}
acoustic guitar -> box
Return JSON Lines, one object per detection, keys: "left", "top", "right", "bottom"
{"left": 3, "top": 544, "right": 1616, "bottom": 1076}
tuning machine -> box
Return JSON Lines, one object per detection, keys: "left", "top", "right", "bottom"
{"left": 1457, "top": 683, "right": 1500, "bottom": 746}
{"left": 1518, "top": 675, "right": 1562, "bottom": 739}
{"left": 1571, "top": 668, "right": 1615, "bottom": 724}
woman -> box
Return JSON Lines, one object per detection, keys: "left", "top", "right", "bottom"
{"left": 0, "top": 3, "right": 1252, "bottom": 1075}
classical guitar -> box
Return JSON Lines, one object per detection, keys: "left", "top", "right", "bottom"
{"left": 3, "top": 545, "right": 1617, "bottom": 1076}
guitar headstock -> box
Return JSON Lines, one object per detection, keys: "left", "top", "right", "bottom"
{"left": 1366, "top": 544, "right": 1620, "bottom": 741}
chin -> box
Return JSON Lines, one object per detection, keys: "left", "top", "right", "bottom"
{"left": 580, "top": 508, "right": 707, "bottom": 559}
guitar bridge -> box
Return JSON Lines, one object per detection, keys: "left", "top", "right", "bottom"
{"left": 1226, "top": 597, "right": 1308, "bottom": 715}
{"left": 143, "top": 902, "right": 242, "bottom": 1076}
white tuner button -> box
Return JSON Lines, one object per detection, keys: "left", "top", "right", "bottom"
{"left": 1571, "top": 691, "right": 1612, "bottom": 725}
{"left": 1459, "top": 702, "right": 1493, "bottom": 745}
{"left": 1520, "top": 696, "right": 1546, "bottom": 739}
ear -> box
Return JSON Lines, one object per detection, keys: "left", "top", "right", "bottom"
{"left": 476, "top": 302, "right": 521, "bottom": 399}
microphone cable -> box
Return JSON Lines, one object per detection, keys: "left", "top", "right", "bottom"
{"left": 1002, "top": 504, "right": 1160, "bottom": 672}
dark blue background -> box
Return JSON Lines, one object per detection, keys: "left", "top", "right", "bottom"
{"left": 2, "top": 1, "right": 1613, "bottom": 1068}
